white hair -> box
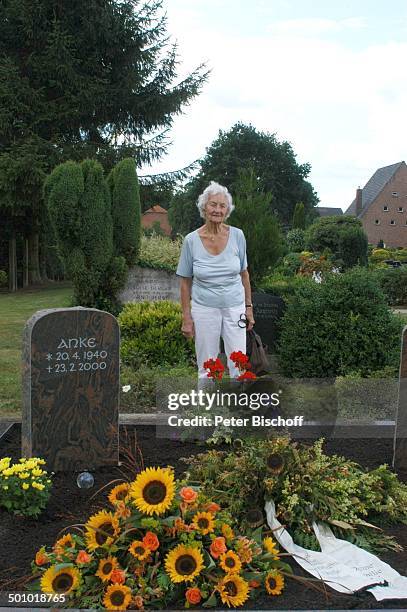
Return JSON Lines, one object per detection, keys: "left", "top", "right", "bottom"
{"left": 196, "top": 181, "right": 234, "bottom": 219}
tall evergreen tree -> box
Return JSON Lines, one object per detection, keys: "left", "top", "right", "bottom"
{"left": 0, "top": 0, "right": 208, "bottom": 289}
{"left": 292, "top": 202, "right": 306, "bottom": 229}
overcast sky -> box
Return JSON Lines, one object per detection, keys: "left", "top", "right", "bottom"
{"left": 140, "top": 0, "right": 407, "bottom": 211}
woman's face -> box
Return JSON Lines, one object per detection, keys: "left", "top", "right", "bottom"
{"left": 204, "top": 193, "right": 229, "bottom": 224}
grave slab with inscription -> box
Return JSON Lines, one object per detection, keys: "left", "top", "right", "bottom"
{"left": 252, "top": 292, "right": 285, "bottom": 352}
{"left": 393, "top": 325, "right": 407, "bottom": 472}
{"left": 118, "top": 265, "right": 179, "bottom": 303}
{"left": 22, "top": 308, "right": 120, "bottom": 471}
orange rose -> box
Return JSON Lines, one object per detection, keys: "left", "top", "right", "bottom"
{"left": 143, "top": 531, "right": 159, "bottom": 551}
{"left": 111, "top": 568, "right": 126, "bottom": 584}
{"left": 180, "top": 487, "right": 198, "bottom": 503}
{"left": 186, "top": 587, "right": 202, "bottom": 604}
{"left": 35, "top": 550, "right": 49, "bottom": 566}
{"left": 206, "top": 502, "right": 221, "bottom": 514}
{"left": 210, "top": 536, "right": 227, "bottom": 559}
{"left": 249, "top": 580, "right": 260, "bottom": 588}
{"left": 76, "top": 550, "right": 91, "bottom": 564}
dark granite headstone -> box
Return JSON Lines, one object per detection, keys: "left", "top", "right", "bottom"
{"left": 252, "top": 292, "right": 285, "bottom": 352}
{"left": 393, "top": 326, "right": 407, "bottom": 472}
{"left": 22, "top": 308, "right": 120, "bottom": 471}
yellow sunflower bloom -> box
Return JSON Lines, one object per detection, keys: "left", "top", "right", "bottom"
{"left": 54, "top": 533, "right": 75, "bottom": 556}
{"left": 40, "top": 565, "right": 80, "bottom": 595}
{"left": 217, "top": 573, "right": 250, "bottom": 607}
{"left": 265, "top": 570, "right": 284, "bottom": 596}
{"left": 219, "top": 551, "right": 242, "bottom": 574}
{"left": 128, "top": 540, "right": 151, "bottom": 561}
{"left": 95, "top": 555, "right": 119, "bottom": 582}
{"left": 103, "top": 584, "right": 132, "bottom": 610}
{"left": 84, "top": 511, "right": 120, "bottom": 551}
{"left": 191, "top": 511, "right": 215, "bottom": 535}
{"left": 165, "top": 544, "right": 204, "bottom": 583}
{"left": 130, "top": 467, "right": 175, "bottom": 516}
{"left": 263, "top": 537, "right": 279, "bottom": 559}
{"left": 108, "top": 483, "right": 130, "bottom": 506}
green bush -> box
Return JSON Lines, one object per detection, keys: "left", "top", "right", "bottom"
{"left": 305, "top": 216, "right": 368, "bottom": 269}
{"left": 370, "top": 248, "right": 391, "bottom": 264}
{"left": 119, "top": 301, "right": 195, "bottom": 367}
{"left": 0, "top": 270, "right": 7, "bottom": 288}
{"left": 374, "top": 267, "right": 407, "bottom": 306}
{"left": 286, "top": 228, "right": 305, "bottom": 252}
{"left": 275, "top": 252, "right": 303, "bottom": 276}
{"left": 257, "top": 273, "right": 314, "bottom": 302}
{"left": 137, "top": 235, "right": 182, "bottom": 272}
{"left": 120, "top": 364, "right": 196, "bottom": 413}
{"left": 278, "top": 268, "right": 402, "bottom": 377}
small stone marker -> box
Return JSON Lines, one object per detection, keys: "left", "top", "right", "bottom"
{"left": 22, "top": 308, "right": 120, "bottom": 471}
{"left": 118, "top": 265, "right": 179, "bottom": 303}
{"left": 393, "top": 325, "right": 407, "bottom": 472}
{"left": 252, "top": 292, "right": 285, "bottom": 352}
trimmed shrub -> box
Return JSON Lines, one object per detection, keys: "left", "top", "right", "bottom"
{"left": 286, "top": 228, "right": 305, "bottom": 252}
{"left": 305, "top": 216, "right": 368, "bottom": 269}
{"left": 278, "top": 268, "right": 402, "bottom": 377}
{"left": 138, "top": 235, "right": 182, "bottom": 272}
{"left": 370, "top": 248, "right": 391, "bottom": 264}
{"left": 292, "top": 201, "right": 306, "bottom": 229}
{"left": 257, "top": 273, "right": 314, "bottom": 303}
{"left": 119, "top": 301, "right": 195, "bottom": 367}
{"left": 108, "top": 158, "right": 141, "bottom": 265}
{"left": 375, "top": 267, "right": 407, "bottom": 306}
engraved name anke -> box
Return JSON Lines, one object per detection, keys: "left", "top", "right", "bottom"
{"left": 22, "top": 308, "right": 120, "bottom": 471}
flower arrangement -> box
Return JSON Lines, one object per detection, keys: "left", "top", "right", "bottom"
{"left": 30, "top": 467, "right": 289, "bottom": 609}
{"left": 184, "top": 437, "right": 407, "bottom": 553}
{"left": 0, "top": 456, "right": 52, "bottom": 517}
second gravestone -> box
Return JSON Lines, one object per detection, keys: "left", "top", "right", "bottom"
{"left": 252, "top": 292, "right": 285, "bottom": 352}
{"left": 22, "top": 308, "right": 120, "bottom": 471}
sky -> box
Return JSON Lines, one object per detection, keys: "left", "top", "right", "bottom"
{"left": 140, "top": 0, "right": 407, "bottom": 211}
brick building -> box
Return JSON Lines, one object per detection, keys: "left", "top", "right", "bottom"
{"left": 345, "top": 161, "right": 407, "bottom": 247}
{"left": 141, "top": 205, "right": 172, "bottom": 236}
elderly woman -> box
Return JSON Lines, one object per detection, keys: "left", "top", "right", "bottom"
{"left": 176, "top": 181, "right": 254, "bottom": 379}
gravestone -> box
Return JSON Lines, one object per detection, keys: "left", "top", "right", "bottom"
{"left": 22, "top": 308, "right": 120, "bottom": 471}
{"left": 393, "top": 325, "right": 407, "bottom": 472}
{"left": 252, "top": 292, "right": 285, "bottom": 352}
{"left": 118, "top": 265, "right": 179, "bottom": 303}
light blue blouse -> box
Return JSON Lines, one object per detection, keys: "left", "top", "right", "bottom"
{"left": 176, "top": 226, "right": 248, "bottom": 308}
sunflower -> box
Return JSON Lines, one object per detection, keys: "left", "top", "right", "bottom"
{"left": 165, "top": 544, "right": 204, "bottom": 583}
{"left": 191, "top": 511, "right": 215, "bottom": 535}
{"left": 217, "top": 574, "right": 250, "bottom": 607}
{"left": 84, "top": 511, "right": 120, "bottom": 551}
{"left": 129, "top": 540, "right": 151, "bottom": 561}
{"left": 95, "top": 555, "right": 119, "bottom": 582}
{"left": 244, "top": 508, "right": 264, "bottom": 528}
{"left": 219, "top": 551, "right": 242, "bottom": 574}
{"left": 54, "top": 533, "right": 75, "bottom": 556}
{"left": 266, "top": 453, "right": 285, "bottom": 475}
{"left": 130, "top": 467, "right": 175, "bottom": 516}
{"left": 108, "top": 483, "right": 130, "bottom": 506}
{"left": 265, "top": 570, "right": 284, "bottom": 596}
{"left": 263, "top": 537, "right": 279, "bottom": 559}
{"left": 103, "top": 584, "right": 132, "bottom": 610}
{"left": 40, "top": 565, "right": 80, "bottom": 595}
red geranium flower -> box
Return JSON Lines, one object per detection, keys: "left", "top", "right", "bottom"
{"left": 203, "top": 357, "right": 225, "bottom": 381}
{"left": 237, "top": 370, "right": 257, "bottom": 381}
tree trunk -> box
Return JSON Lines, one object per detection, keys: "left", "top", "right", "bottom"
{"left": 8, "top": 233, "right": 17, "bottom": 292}
{"left": 23, "top": 238, "right": 29, "bottom": 288}
{"left": 28, "top": 230, "right": 42, "bottom": 284}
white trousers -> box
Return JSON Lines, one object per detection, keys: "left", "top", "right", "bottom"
{"left": 191, "top": 301, "right": 246, "bottom": 379}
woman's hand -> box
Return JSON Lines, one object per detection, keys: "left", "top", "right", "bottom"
{"left": 245, "top": 307, "right": 255, "bottom": 331}
{"left": 181, "top": 315, "right": 195, "bottom": 339}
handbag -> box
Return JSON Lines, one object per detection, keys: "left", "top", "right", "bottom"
{"left": 246, "top": 328, "right": 271, "bottom": 375}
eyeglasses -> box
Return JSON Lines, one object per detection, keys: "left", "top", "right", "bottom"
{"left": 238, "top": 313, "right": 248, "bottom": 328}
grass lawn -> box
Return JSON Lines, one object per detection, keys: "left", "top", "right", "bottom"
{"left": 0, "top": 283, "right": 73, "bottom": 418}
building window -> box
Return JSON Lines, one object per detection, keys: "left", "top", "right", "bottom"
{"left": 398, "top": 206, "right": 404, "bottom": 212}
{"left": 374, "top": 219, "right": 380, "bottom": 225}
{"left": 392, "top": 192, "right": 399, "bottom": 197}
{"left": 383, "top": 205, "right": 389, "bottom": 211}
{"left": 390, "top": 220, "right": 396, "bottom": 225}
